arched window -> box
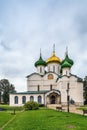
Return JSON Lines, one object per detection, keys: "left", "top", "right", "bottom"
{"left": 58, "top": 66, "right": 60, "bottom": 73}
{"left": 38, "top": 85, "right": 40, "bottom": 91}
{"left": 22, "top": 96, "right": 26, "bottom": 104}
{"left": 53, "top": 65, "right": 55, "bottom": 72}
{"left": 30, "top": 96, "right": 34, "bottom": 101}
{"left": 38, "top": 96, "right": 42, "bottom": 104}
{"left": 14, "top": 96, "right": 18, "bottom": 104}
{"left": 48, "top": 66, "right": 50, "bottom": 71}
{"left": 50, "top": 84, "right": 52, "bottom": 90}
{"left": 40, "top": 67, "right": 42, "bottom": 73}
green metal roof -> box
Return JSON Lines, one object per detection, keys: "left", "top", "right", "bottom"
{"left": 61, "top": 60, "right": 72, "bottom": 68}
{"left": 10, "top": 90, "right": 49, "bottom": 95}
{"left": 61, "top": 53, "right": 74, "bottom": 68}
{"left": 35, "top": 55, "right": 47, "bottom": 67}
{"left": 61, "top": 54, "right": 74, "bottom": 66}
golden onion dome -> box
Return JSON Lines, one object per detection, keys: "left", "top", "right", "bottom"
{"left": 46, "top": 53, "right": 61, "bottom": 64}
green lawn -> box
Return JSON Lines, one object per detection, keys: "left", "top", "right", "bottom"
{"left": 0, "top": 111, "right": 13, "bottom": 128}
{"left": 0, "top": 109, "right": 87, "bottom": 130}
{"left": 0, "top": 104, "right": 23, "bottom": 111}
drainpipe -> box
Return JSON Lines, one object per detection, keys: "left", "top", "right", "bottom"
{"left": 66, "top": 82, "right": 70, "bottom": 113}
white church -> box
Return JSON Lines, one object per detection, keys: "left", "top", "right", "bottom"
{"left": 10, "top": 46, "right": 83, "bottom": 106}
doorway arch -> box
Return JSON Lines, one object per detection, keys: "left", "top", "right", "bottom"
{"left": 46, "top": 90, "right": 61, "bottom": 104}
{"left": 50, "top": 95, "right": 56, "bottom": 104}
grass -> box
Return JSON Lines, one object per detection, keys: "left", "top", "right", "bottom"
{"left": 0, "top": 108, "right": 87, "bottom": 130}
{"left": 0, "top": 111, "right": 13, "bottom": 128}
{"left": 0, "top": 104, "right": 24, "bottom": 111}
{"left": 77, "top": 105, "right": 87, "bottom": 110}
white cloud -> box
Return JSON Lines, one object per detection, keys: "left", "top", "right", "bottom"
{"left": 0, "top": 0, "right": 87, "bottom": 91}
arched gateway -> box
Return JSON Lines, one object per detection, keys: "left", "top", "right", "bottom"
{"left": 46, "top": 90, "right": 61, "bottom": 104}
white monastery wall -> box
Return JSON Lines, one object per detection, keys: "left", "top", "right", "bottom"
{"left": 10, "top": 94, "right": 45, "bottom": 106}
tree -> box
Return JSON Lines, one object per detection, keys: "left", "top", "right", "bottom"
{"left": 0, "top": 91, "right": 1, "bottom": 103}
{"left": 83, "top": 76, "right": 87, "bottom": 104}
{"left": 0, "top": 79, "right": 16, "bottom": 104}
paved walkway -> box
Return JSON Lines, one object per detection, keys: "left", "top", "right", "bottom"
{"left": 62, "top": 106, "right": 83, "bottom": 115}
{"left": 0, "top": 115, "right": 16, "bottom": 130}
{"left": 47, "top": 104, "right": 84, "bottom": 115}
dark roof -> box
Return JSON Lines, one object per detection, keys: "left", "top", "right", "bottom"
{"left": 70, "top": 74, "right": 83, "bottom": 82}
{"left": 26, "top": 71, "right": 59, "bottom": 78}
{"left": 56, "top": 74, "right": 83, "bottom": 82}
{"left": 26, "top": 72, "right": 42, "bottom": 78}
{"left": 10, "top": 90, "right": 50, "bottom": 95}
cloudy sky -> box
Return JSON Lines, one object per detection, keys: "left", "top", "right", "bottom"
{"left": 0, "top": 0, "right": 87, "bottom": 91}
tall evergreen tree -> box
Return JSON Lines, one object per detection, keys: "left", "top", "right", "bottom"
{"left": 0, "top": 79, "right": 16, "bottom": 104}
{"left": 0, "top": 91, "right": 1, "bottom": 103}
{"left": 83, "top": 76, "right": 87, "bottom": 104}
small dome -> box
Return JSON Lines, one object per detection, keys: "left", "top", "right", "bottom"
{"left": 46, "top": 54, "right": 61, "bottom": 64}
{"left": 61, "top": 54, "right": 74, "bottom": 65}
{"left": 61, "top": 50, "right": 74, "bottom": 69}
{"left": 35, "top": 55, "right": 47, "bottom": 67}
{"left": 61, "top": 60, "right": 72, "bottom": 68}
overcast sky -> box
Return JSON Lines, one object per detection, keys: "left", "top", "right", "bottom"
{"left": 0, "top": 0, "right": 87, "bottom": 91}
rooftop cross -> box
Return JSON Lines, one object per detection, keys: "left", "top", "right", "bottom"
{"left": 53, "top": 44, "right": 55, "bottom": 55}
{"left": 65, "top": 46, "right": 68, "bottom": 57}
{"left": 66, "top": 46, "right": 68, "bottom": 55}
{"left": 40, "top": 48, "right": 42, "bottom": 57}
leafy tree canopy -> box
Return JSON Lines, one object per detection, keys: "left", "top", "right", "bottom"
{"left": 84, "top": 76, "right": 87, "bottom": 104}
{"left": 0, "top": 79, "right": 16, "bottom": 104}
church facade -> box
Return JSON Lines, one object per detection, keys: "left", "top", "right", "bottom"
{"left": 10, "top": 47, "right": 83, "bottom": 106}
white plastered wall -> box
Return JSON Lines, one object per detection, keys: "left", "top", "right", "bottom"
{"left": 10, "top": 94, "right": 45, "bottom": 106}
{"left": 47, "top": 63, "right": 61, "bottom": 74}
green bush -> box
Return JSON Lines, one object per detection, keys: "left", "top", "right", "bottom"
{"left": 24, "top": 101, "right": 39, "bottom": 110}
